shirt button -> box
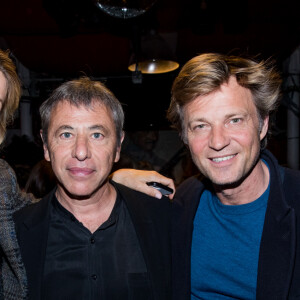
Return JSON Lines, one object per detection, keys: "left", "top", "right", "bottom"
{"left": 91, "top": 274, "right": 97, "bottom": 280}
{"left": 90, "top": 238, "right": 95, "bottom": 244}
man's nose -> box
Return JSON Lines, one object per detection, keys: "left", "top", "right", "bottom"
{"left": 72, "top": 135, "right": 91, "bottom": 160}
{"left": 208, "top": 125, "right": 230, "bottom": 151}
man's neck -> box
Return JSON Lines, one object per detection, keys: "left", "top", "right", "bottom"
{"left": 214, "top": 160, "right": 270, "bottom": 206}
{"left": 55, "top": 182, "right": 117, "bottom": 233}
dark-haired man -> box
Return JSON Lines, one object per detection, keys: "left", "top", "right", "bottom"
{"left": 14, "top": 77, "right": 171, "bottom": 300}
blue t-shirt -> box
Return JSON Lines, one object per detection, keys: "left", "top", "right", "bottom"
{"left": 191, "top": 180, "right": 270, "bottom": 299}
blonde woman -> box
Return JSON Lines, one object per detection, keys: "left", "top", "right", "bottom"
{"left": 0, "top": 50, "right": 35, "bottom": 299}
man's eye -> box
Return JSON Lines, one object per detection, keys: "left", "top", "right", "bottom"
{"left": 196, "top": 124, "right": 206, "bottom": 129}
{"left": 61, "top": 132, "right": 72, "bottom": 138}
{"left": 231, "top": 118, "right": 241, "bottom": 124}
{"left": 92, "top": 133, "right": 103, "bottom": 139}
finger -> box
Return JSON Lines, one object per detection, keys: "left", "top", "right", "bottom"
{"left": 141, "top": 185, "right": 163, "bottom": 199}
{"left": 144, "top": 171, "right": 175, "bottom": 189}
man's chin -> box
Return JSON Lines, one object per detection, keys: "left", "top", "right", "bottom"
{"left": 63, "top": 189, "right": 94, "bottom": 200}
{"left": 213, "top": 180, "right": 240, "bottom": 190}
{"left": 57, "top": 179, "right": 108, "bottom": 200}
{"left": 210, "top": 173, "right": 248, "bottom": 191}
{"left": 59, "top": 185, "right": 100, "bottom": 201}
{"left": 205, "top": 172, "right": 232, "bottom": 184}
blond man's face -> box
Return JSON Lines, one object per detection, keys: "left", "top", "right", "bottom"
{"left": 183, "top": 76, "right": 268, "bottom": 187}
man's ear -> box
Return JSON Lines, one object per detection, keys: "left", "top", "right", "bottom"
{"left": 114, "top": 131, "right": 125, "bottom": 163}
{"left": 40, "top": 130, "right": 50, "bottom": 162}
{"left": 259, "top": 116, "right": 269, "bottom": 141}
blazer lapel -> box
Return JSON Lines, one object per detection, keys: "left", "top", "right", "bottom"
{"left": 14, "top": 191, "right": 54, "bottom": 300}
{"left": 256, "top": 157, "right": 296, "bottom": 299}
{"left": 172, "top": 176, "right": 204, "bottom": 300}
{"left": 114, "top": 182, "right": 171, "bottom": 298}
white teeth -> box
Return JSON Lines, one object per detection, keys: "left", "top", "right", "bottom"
{"left": 212, "top": 155, "right": 235, "bottom": 162}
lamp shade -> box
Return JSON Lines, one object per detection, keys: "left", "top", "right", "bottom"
{"left": 129, "top": 30, "right": 179, "bottom": 74}
{"left": 128, "top": 59, "right": 179, "bottom": 74}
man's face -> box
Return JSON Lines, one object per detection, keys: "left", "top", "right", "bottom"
{"left": 0, "top": 71, "right": 7, "bottom": 112}
{"left": 183, "top": 76, "right": 268, "bottom": 187}
{"left": 43, "top": 100, "right": 122, "bottom": 199}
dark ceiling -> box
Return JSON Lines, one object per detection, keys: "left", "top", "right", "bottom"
{"left": 0, "top": 0, "right": 300, "bottom": 131}
{"left": 1, "top": 0, "right": 300, "bottom": 76}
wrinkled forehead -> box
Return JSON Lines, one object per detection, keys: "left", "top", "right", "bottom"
{"left": 50, "top": 98, "right": 113, "bottom": 116}
{"left": 182, "top": 78, "right": 259, "bottom": 125}
{"left": 191, "top": 77, "right": 254, "bottom": 106}
{"left": 49, "top": 100, "right": 117, "bottom": 132}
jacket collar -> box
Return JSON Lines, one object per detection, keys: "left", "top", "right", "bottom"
{"left": 111, "top": 181, "right": 171, "bottom": 299}
{"left": 172, "top": 175, "right": 205, "bottom": 300}
{"left": 112, "top": 181, "right": 171, "bottom": 276}
{"left": 172, "top": 150, "right": 296, "bottom": 299}
{"left": 256, "top": 150, "right": 296, "bottom": 299}
{"left": 14, "top": 190, "right": 55, "bottom": 300}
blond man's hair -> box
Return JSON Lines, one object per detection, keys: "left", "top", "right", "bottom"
{"left": 167, "top": 53, "right": 282, "bottom": 148}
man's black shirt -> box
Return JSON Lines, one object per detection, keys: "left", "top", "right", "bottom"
{"left": 42, "top": 188, "right": 150, "bottom": 299}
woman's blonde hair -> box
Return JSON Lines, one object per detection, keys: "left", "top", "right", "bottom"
{"left": 0, "top": 50, "right": 21, "bottom": 145}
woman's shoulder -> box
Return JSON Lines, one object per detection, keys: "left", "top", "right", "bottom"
{"left": 0, "top": 159, "right": 18, "bottom": 198}
{"left": 0, "top": 158, "right": 11, "bottom": 167}
{"left": 0, "top": 158, "right": 17, "bottom": 181}
{"left": 0, "top": 158, "right": 36, "bottom": 210}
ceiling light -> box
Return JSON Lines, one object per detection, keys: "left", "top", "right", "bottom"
{"left": 128, "top": 59, "right": 179, "bottom": 74}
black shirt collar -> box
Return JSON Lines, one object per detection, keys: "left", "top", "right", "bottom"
{"left": 51, "top": 189, "right": 121, "bottom": 231}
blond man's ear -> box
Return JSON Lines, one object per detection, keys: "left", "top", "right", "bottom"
{"left": 259, "top": 116, "right": 269, "bottom": 141}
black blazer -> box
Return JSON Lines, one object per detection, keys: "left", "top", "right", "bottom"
{"left": 14, "top": 182, "right": 171, "bottom": 300}
{"left": 172, "top": 149, "right": 300, "bottom": 300}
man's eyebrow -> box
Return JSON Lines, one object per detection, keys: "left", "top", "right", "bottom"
{"left": 188, "top": 111, "right": 249, "bottom": 124}
{"left": 224, "top": 112, "right": 248, "bottom": 119}
{"left": 89, "top": 124, "right": 106, "bottom": 130}
{"left": 53, "top": 124, "right": 111, "bottom": 135}
{"left": 54, "top": 125, "right": 73, "bottom": 135}
{"left": 188, "top": 117, "right": 208, "bottom": 125}
{"left": 56, "top": 125, "right": 73, "bottom": 130}
{"left": 89, "top": 125, "right": 110, "bottom": 135}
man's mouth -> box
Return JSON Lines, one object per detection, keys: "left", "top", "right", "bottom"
{"left": 211, "top": 154, "right": 236, "bottom": 163}
{"left": 68, "top": 167, "right": 94, "bottom": 176}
